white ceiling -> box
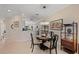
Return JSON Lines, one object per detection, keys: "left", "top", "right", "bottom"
{"left": 0, "top": 4, "right": 70, "bottom": 21}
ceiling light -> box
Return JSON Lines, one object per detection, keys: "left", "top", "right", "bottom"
{"left": 8, "top": 9, "right": 11, "bottom": 12}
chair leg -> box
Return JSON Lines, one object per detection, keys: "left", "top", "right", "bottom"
{"left": 55, "top": 48, "right": 57, "bottom": 54}
{"left": 30, "top": 43, "right": 32, "bottom": 48}
{"left": 32, "top": 45, "right": 34, "bottom": 52}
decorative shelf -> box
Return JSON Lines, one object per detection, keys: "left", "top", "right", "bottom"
{"left": 61, "top": 22, "right": 78, "bottom": 53}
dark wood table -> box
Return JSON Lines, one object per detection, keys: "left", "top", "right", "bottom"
{"left": 36, "top": 36, "right": 52, "bottom": 54}
{"left": 36, "top": 36, "right": 50, "bottom": 42}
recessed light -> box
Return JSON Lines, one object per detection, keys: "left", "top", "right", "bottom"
{"left": 8, "top": 9, "right": 11, "bottom": 12}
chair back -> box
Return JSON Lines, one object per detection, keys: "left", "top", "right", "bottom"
{"left": 52, "top": 34, "right": 58, "bottom": 48}
{"left": 50, "top": 31, "right": 54, "bottom": 37}
{"left": 50, "top": 32, "right": 58, "bottom": 48}
{"left": 30, "top": 33, "right": 34, "bottom": 45}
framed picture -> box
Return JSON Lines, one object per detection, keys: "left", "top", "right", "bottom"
{"left": 50, "top": 19, "right": 63, "bottom": 30}
{"left": 11, "top": 21, "right": 19, "bottom": 29}
{"left": 13, "top": 21, "right": 19, "bottom": 28}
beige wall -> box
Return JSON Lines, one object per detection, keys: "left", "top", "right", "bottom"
{"left": 45, "top": 5, "right": 79, "bottom": 43}
{"left": 4, "top": 16, "right": 22, "bottom": 41}
{"left": 41, "top": 5, "right": 79, "bottom": 52}
{"left": 47, "top": 5, "right": 79, "bottom": 20}
{"left": 3, "top": 15, "right": 37, "bottom": 42}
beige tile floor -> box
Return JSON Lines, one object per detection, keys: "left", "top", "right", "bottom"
{"left": 0, "top": 40, "right": 68, "bottom": 54}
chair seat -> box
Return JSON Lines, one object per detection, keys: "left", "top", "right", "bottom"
{"left": 34, "top": 40, "right": 42, "bottom": 44}
{"left": 34, "top": 42, "right": 42, "bottom": 45}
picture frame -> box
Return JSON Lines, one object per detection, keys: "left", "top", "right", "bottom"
{"left": 11, "top": 21, "right": 19, "bottom": 29}
{"left": 50, "top": 19, "right": 63, "bottom": 30}
{"left": 13, "top": 21, "right": 19, "bottom": 28}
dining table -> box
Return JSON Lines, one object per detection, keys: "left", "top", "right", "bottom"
{"left": 36, "top": 35, "right": 52, "bottom": 54}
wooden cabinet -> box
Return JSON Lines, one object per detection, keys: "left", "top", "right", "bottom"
{"left": 61, "top": 22, "right": 78, "bottom": 53}
{"left": 61, "top": 39, "right": 76, "bottom": 53}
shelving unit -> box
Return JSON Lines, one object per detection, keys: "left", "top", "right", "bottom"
{"left": 61, "top": 22, "right": 78, "bottom": 53}
{"left": 40, "top": 25, "right": 49, "bottom": 37}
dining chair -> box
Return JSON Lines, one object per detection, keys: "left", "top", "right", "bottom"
{"left": 30, "top": 33, "right": 42, "bottom": 52}
{"left": 50, "top": 32, "right": 58, "bottom": 54}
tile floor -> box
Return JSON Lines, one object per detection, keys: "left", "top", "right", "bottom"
{"left": 0, "top": 40, "right": 68, "bottom": 54}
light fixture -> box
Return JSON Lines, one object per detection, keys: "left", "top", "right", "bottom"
{"left": 8, "top": 9, "right": 11, "bottom": 12}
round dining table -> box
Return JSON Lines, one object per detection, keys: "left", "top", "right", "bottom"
{"left": 36, "top": 36, "right": 52, "bottom": 54}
